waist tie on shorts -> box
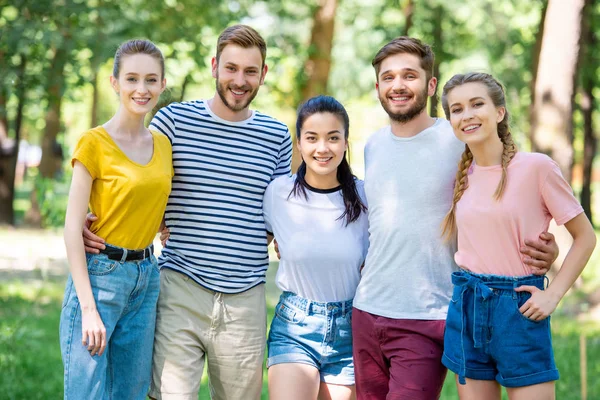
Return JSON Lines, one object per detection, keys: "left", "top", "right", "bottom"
{"left": 451, "top": 272, "right": 494, "bottom": 385}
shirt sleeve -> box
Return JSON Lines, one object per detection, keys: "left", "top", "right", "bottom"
{"left": 272, "top": 129, "right": 292, "bottom": 179}
{"left": 71, "top": 132, "right": 100, "bottom": 179}
{"left": 150, "top": 105, "right": 176, "bottom": 144}
{"left": 541, "top": 158, "right": 584, "bottom": 225}
{"left": 263, "top": 180, "right": 275, "bottom": 234}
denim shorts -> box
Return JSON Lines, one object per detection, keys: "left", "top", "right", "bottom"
{"left": 267, "top": 291, "right": 354, "bottom": 385}
{"left": 442, "top": 270, "right": 559, "bottom": 388}
{"left": 59, "top": 247, "right": 159, "bottom": 399}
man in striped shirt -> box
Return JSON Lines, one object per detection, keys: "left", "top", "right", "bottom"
{"left": 85, "top": 25, "right": 292, "bottom": 399}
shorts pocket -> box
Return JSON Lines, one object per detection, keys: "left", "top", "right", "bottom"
{"left": 275, "top": 302, "right": 305, "bottom": 325}
{"left": 86, "top": 255, "right": 119, "bottom": 276}
{"left": 513, "top": 291, "right": 547, "bottom": 324}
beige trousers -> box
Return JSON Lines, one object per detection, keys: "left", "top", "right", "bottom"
{"left": 149, "top": 268, "right": 266, "bottom": 400}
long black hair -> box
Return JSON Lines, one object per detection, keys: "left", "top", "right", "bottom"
{"left": 290, "top": 95, "right": 367, "bottom": 225}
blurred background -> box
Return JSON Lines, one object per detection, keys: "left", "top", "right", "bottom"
{"left": 0, "top": 0, "right": 599, "bottom": 398}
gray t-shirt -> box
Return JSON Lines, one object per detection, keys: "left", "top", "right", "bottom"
{"left": 353, "top": 118, "right": 464, "bottom": 320}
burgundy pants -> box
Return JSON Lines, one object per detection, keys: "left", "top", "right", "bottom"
{"left": 352, "top": 308, "right": 447, "bottom": 400}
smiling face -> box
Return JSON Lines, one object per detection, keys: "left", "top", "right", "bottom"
{"left": 212, "top": 44, "right": 267, "bottom": 114}
{"left": 297, "top": 112, "right": 348, "bottom": 187}
{"left": 111, "top": 53, "right": 166, "bottom": 117}
{"left": 376, "top": 53, "right": 436, "bottom": 123}
{"left": 446, "top": 82, "right": 506, "bottom": 147}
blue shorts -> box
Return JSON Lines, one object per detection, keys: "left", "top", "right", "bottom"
{"left": 442, "top": 270, "right": 559, "bottom": 388}
{"left": 267, "top": 291, "right": 354, "bottom": 385}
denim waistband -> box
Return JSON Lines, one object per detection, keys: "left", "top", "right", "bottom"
{"left": 281, "top": 291, "right": 353, "bottom": 316}
{"left": 452, "top": 269, "right": 547, "bottom": 385}
{"left": 452, "top": 269, "right": 546, "bottom": 291}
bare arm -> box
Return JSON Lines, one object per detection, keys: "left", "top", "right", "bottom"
{"left": 64, "top": 162, "right": 107, "bottom": 356}
{"left": 517, "top": 213, "right": 596, "bottom": 320}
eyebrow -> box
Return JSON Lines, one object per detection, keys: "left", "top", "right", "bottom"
{"left": 124, "top": 72, "right": 159, "bottom": 76}
{"left": 449, "top": 97, "right": 485, "bottom": 108}
{"left": 224, "top": 61, "right": 259, "bottom": 70}
{"left": 303, "top": 130, "right": 342, "bottom": 135}
{"left": 379, "top": 67, "right": 420, "bottom": 77}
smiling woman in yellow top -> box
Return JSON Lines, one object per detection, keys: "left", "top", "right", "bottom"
{"left": 59, "top": 39, "right": 172, "bottom": 400}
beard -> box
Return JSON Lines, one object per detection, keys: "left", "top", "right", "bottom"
{"left": 215, "top": 72, "right": 260, "bottom": 112}
{"left": 379, "top": 86, "right": 429, "bottom": 123}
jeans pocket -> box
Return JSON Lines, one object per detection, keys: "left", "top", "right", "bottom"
{"left": 275, "top": 302, "right": 305, "bottom": 325}
{"left": 61, "top": 277, "right": 74, "bottom": 309}
{"left": 87, "top": 255, "right": 119, "bottom": 276}
{"left": 513, "top": 291, "right": 546, "bottom": 324}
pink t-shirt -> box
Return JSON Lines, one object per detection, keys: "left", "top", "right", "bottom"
{"left": 455, "top": 152, "right": 583, "bottom": 276}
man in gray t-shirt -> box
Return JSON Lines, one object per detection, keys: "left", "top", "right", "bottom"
{"left": 351, "top": 36, "right": 558, "bottom": 400}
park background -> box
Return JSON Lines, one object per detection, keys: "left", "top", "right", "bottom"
{"left": 1, "top": 0, "right": 599, "bottom": 398}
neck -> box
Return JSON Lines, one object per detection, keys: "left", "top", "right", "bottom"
{"left": 304, "top": 168, "right": 340, "bottom": 190}
{"left": 103, "top": 107, "right": 147, "bottom": 138}
{"left": 389, "top": 109, "right": 436, "bottom": 138}
{"left": 207, "top": 93, "right": 251, "bottom": 122}
{"left": 469, "top": 136, "right": 504, "bottom": 167}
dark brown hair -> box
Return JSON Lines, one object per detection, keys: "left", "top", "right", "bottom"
{"left": 372, "top": 36, "right": 434, "bottom": 81}
{"left": 113, "top": 39, "right": 165, "bottom": 80}
{"left": 216, "top": 25, "right": 267, "bottom": 67}
{"left": 291, "top": 95, "right": 367, "bottom": 225}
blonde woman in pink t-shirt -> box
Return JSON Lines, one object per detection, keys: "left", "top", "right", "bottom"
{"left": 438, "top": 72, "right": 596, "bottom": 400}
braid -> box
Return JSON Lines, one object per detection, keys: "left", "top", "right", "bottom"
{"left": 441, "top": 145, "right": 473, "bottom": 241}
{"left": 493, "top": 114, "right": 517, "bottom": 201}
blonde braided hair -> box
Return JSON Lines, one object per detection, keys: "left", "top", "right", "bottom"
{"left": 440, "top": 72, "right": 517, "bottom": 241}
{"left": 441, "top": 145, "right": 473, "bottom": 241}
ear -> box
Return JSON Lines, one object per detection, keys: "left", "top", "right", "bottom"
{"left": 496, "top": 106, "right": 506, "bottom": 123}
{"left": 110, "top": 75, "right": 119, "bottom": 94}
{"left": 160, "top": 78, "right": 167, "bottom": 94}
{"left": 427, "top": 77, "right": 438, "bottom": 97}
{"left": 211, "top": 57, "right": 218, "bottom": 79}
{"left": 259, "top": 64, "right": 268, "bottom": 86}
{"left": 296, "top": 136, "right": 302, "bottom": 153}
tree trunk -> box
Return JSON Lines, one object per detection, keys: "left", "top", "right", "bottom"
{"left": 530, "top": 0, "right": 585, "bottom": 183}
{"left": 528, "top": 0, "right": 548, "bottom": 141}
{"left": 429, "top": 5, "right": 443, "bottom": 118}
{"left": 579, "top": 0, "right": 597, "bottom": 226}
{"left": 0, "top": 53, "right": 25, "bottom": 225}
{"left": 402, "top": 0, "right": 415, "bottom": 36}
{"left": 294, "top": 0, "right": 339, "bottom": 173}
{"left": 39, "top": 45, "right": 68, "bottom": 179}
{"left": 300, "top": 0, "right": 338, "bottom": 101}
{"left": 0, "top": 86, "right": 15, "bottom": 225}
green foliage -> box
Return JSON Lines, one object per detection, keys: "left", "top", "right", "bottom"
{"left": 0, "top": 281, "right": 64, "bottom": 399}
{"left": 34, "top": 173, "right": 70, "bottom": 228}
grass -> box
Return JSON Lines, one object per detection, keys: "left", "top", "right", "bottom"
{"left": 1, "top": 270, "right": 599, "bottom": 400}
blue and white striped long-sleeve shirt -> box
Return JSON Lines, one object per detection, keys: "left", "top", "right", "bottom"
{"left": 150, "top": 99, "right": 292, "bottom": 293}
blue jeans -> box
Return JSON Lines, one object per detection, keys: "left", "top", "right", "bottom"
{"left": 59, "top": 249, "right": 160, "bottom": 400}
{"left": 442, "top": 270, "right": 559, "bottom": 388}
{"left": 267, "top": 291, "right": 355, "bottom": 385}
